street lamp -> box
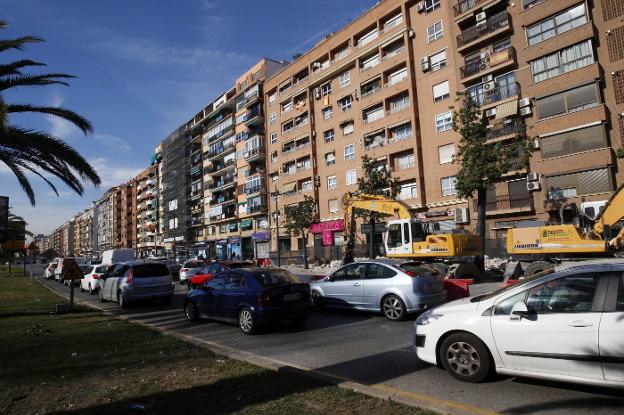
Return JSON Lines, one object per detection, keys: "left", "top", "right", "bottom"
{"left": 271, "top": 187, "right": 281, "bottom": 267}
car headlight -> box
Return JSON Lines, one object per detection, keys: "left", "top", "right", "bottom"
{"left": 415, "top": 311, "right": 444, "bottom": 326}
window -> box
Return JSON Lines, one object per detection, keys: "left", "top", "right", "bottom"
{"left": 493, "top": 37, "right": 512, "bottom": 52}
{"left": 168, "top": 199, "right": 178, "bottom": 211}
{"left": 324, "top": 129, "right": 334, "bottom": 143}
{"left": 441, "top": 176, "right": 457, "bottom": 196}
{"left": 438, "top": 144, "right": 455, "bottom": 164}
{"left": 433, "top": 81, "right": 450, "bottom": 102}
{"left": 269, "top": 112, "right": 276, "bottom": 125}
{"left": 327, "top": 175, "right": 337, "bottom": 190}
{"left": 387, "top": 67, "right": 407, "bottom": 86}
{"left": 344, "top": 144, "right": 355, "bottom": 161}
{"left": 271, "top": 152, "right": 278, "bottom": 163}
{"left": 526, "top": 273, "right": 600, "bottom": 314}
{"left": 526, "top": 4, "right": 587, "bottom": 46}
{"left": 325, "top": 151, "right": 336, "bottom": 166}
{"left": 384, "top": 13, "right": 403, "bottom": 30}
{"left": 339, "top": 71, "right": 350, "bottom": 87}
{"left": 168, "top": 217, "right": 179, "bottom": 229}
{"left": 390, "top": 123, "right": 412, "bottom": 142}
{"left": 398, "top": 183, "right": 417, "bottom": 200}
{"left": 427, "top": 21, "right": 443, "bottom": 43}
{"left": 342, "top": 122, "right": 354, "bottom": 135}
{"left": 328, "top": 199, "right": 339, "bottom": 214}
{"left": 430, "top": 49, "right": 447, "bottom": 71}
{"left": 541, "top": 124, "right": 607, "bottom": 159}
{"left": 396, "top": 153, "right": 415, "bottom": 170}
{"left": 346, "top": 169, "right": 357, "bottom": 185}
{"left": 424, "top": 0, "right": 441, "bottom": 13}
{"left": 339, "top": 95, "right": 353, "bottom": 111}
{"left": 494, "top": 291, "right": 528, "bottom": 315}
{"left": 270, "top": 132, "right": 278, "bottom": 143}
{"left": 301, "top": 180, "right": 312, "bottom": 192}
{"left": 361, "top": 53, "right": 380, "bottom": 70}
{"left": 358, "top": 27, "right": 379, "bottom": 47}
{"left": 546, "top": 168, "right": 612, "bottom": 199}
{"left": 268, "top": 92, "right": 276, "bottom": 105}
{"left": 530, "top": 39, "right": 594, "bottom": 83}
{"left": 365, "top": 264, "right": 397, "bottom": 280}
{"left": 537, "top": 83, "right": 599, "bottom": 120}
{"left": 332, "top": 263, "right": 366, "bottom": 281}
{"left": 364, "top": 105, "right": 385, "bottom": 123}
{"left": 435, "top": 111, "right": 453, "bottom": 133}
{"left": 322, "top": 106, "right": 333, "bottom": 120}
{"left": 281, "top": 101, "right": 293, "bottom": 114}
{"left": 523, "top": 0, "right": 545, "bottom": 10}
{"left": 387, "top": 223, "right": 403, "bottom": 248}
{"left": 321, "top": 82, "right": 332, "bottom": 96}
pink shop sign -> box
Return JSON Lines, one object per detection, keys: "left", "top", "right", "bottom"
{"left": 309, "top": 220, "right": 344, "bottom": 246}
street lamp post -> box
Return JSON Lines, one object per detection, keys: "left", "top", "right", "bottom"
{"left": 271, "top": 188, "right": 281, "bottom": 267}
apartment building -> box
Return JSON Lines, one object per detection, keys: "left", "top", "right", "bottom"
{"left": 135, "top": 165, "right": 159, "bottom": 258}
{"left": 117, "top": 180, "right": 136, "bottom": 249}
{"left": 264, "top": 0, "right": 624, "bottom": 258}
{"left": 59, "top": 219, "right": 75, "bottom": 257}
{"left": 73, "top": 206, "right": 94, "bottom": 257}
{"left": 96, "top": 187, "right": 117, "bottom": 253}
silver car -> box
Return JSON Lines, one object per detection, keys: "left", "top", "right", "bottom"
{"left": 99, "top": 261, "right": 174, "bottom": 308}
{"left": 179, "top": 260, "right": 205, "bottom": 284}
{"left": 310, "top": 260, "right": 447, "bottom": 320}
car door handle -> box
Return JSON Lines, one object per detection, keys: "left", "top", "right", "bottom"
{"left": 567, "top": 320, "right": 593, "bottom": 327}
{"left": 353, "top": 283, "right": 361, "bottom": 287}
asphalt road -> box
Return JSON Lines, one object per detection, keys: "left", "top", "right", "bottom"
{"left": 37, "top": 275, "right": 624, "bottom": 415}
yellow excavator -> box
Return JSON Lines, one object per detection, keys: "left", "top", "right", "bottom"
{"left": 341, "top": 193, "right": 482, "bottom": 276}
{"left": 505, "top": 185, "right": 624, "bottom": 277}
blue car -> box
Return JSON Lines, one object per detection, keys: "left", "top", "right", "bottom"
{"left": 184, "top": 267, "right": 310, "bottom": 334}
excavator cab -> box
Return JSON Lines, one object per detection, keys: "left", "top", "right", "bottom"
{"left": 385, "top": 219, "right": 426, "bottom": 255}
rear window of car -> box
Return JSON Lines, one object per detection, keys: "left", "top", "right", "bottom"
{"left": 133, "top": 264, "right": 170, "bottom": 278}
{"left": 95, "top": 266, "right": 108, "bottom": 273}
{"left": 252, "top": 270, "right": 301, "bottom": 287}
{"left": 398, "top": 263, "right": 440, "bottom": 277}
{"left": 227, "top": 262, "right": 254, "bottom": 269}
{"left": 183, "top": 261, "right": 202, "bottom": 268}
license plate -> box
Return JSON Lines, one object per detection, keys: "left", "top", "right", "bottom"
{"left": 283, "top": 293, "right": 301, "bottom": 301}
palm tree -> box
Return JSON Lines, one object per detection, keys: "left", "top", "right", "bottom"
{"left": 0, "top": 21, "right": 100, "bottom": 206}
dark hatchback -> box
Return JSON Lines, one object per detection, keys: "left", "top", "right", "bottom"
{"left": 184, "top": 268, "right": 310, "bottom": 334}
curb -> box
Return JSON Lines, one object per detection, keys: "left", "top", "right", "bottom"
{"left": 36, "top": 278, "right": 498, "bottom": 415}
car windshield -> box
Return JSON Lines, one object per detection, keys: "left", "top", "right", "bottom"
{"left": 133, "top": 264, "right": 170, "bottom": 278}
{"left": 474, "top": 268, "right": 556, "bottom": 302}
{"left": 252, "top": 270, "right": 301, "bottom": 287}
{"left": 183, "top": 261, "right": 202, "bottom": 268}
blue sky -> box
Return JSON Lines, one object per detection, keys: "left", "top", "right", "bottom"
{"left": 0, "top": 0, "right": 377, "bottom": 236}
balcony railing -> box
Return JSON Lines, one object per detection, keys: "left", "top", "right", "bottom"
{"left": 386, "top": 102, "right": 410, "bottom": 116}
{"left": 453, "top": 0, "right": 496, "bottom": 16}
{"left": 244, "top": 146, "right": 265, "bottom": 161}
{"left": 473, "top": 82, "right": 519, "bottom": 107}
{"left": 246, "top": 205, "right": 267, "bottom": 215}
{"left": 209, "top": 177, "right": 235, "bottom": 190}
{"left": 477, "top": 194, "right": 532, "bottom": 212}
{"left": 486, "top": 117, "right": 524, "bottom": 141}
{"left": 244, "top": 185, "right": 266, "bottom": 195}
{"left": 206, "top": 142, "right": 236, "bottom": 159}
{"left": 361, "top": 85, "right": 381, "bottom": 98}
{"left": 457, "top": 12, "right": 510, "bottom": 48}
{"left": 460, "top": 47, "right": 515, "bottom": 79}
{"left": 382, "top": 45, "right": 405, "bottom": 61}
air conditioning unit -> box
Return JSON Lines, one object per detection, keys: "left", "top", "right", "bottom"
{"left": 485, "top": 107, "right": 497, "bottom": 118}
{"left": 483, "top": 80, "right": 496, "bottom": 91}
{"left": 527, "top": 181, "right": 541, "bottom": 191}
{"left": 476, "top": 12, "right": 487, "bottom": 21}
{"left": 477, "top": 21, "right": 488, "bottom": 31}
{"left": 455, "top": 207, "right": 469, "bottom": 224}
{"left": 353, "top": 88, "right": 359, "bottom": 99}
{"left": 480, "top": 51, "right": 490, "bottom": 60}
{"left": 481, "top": 74, "right": 493, "bottom": 83}
{"left": 313, "top": 87, "right": 321, "bottom": 100}
{"left": 420, "top": 56, "right": 430, "bottom": 72}
{"left": 416, "top": 1, "right": 425, "bottom": 13}
{"left": 520, "top": 107, "right": 532, "bottom": 116}
{"left": 527, "top": 172, "right": 539, "bottom": 182}
{"left": 312, "top": 62, "right": 321, "bottom": 69}
{"left": 518, "top": 97, "right": 531, "bottom": 108}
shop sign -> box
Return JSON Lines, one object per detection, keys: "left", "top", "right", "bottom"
{"left": 251, "top": 231, "right": 271, "bottom": 241}
{"left": 227, "top": 236, "right": 241, "bottom": 244}
{"left": 417, "top": 209, "right": 455, "bottom": 219}
{"left": 309, "top": 220, "right": 344, "bottom": 246}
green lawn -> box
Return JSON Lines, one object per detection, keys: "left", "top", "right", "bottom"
{"left": 0, "top": 276, "right": 436, "bottom": 415}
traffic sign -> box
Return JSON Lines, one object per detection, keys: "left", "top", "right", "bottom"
{"left": 62, "top": 258, "right": 84, "bottom": 280}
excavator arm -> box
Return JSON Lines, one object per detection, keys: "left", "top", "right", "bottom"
{"left": 593, "top": 185, "right": 624, "bottom": 247}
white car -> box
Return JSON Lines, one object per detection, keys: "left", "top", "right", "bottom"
{"left": 43, "top": 262, "right": 57, "bottom": 280}
{"left": 179, "top": 260, "right": 205, "bottom": 284}
{"left": 80, "top": 264, "right": 109, "bottom": 295}
{"left": 414, "top": 259, "right": 624, "bottom": 388}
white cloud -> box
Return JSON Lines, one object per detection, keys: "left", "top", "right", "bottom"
{"left": 93, "top": 133, "right": 131, "bottom": 152}
{"left": 89, "top": 158, "right": 142, "bottom": 187}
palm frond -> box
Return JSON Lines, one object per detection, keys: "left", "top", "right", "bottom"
{"left": 7, "top": 104, "right": 93, "bottom": 134}
{"left": 0, "top": 154, "right": 35, "bottom": 205}
{"left": 0, "top": 36, "right": 44, "bottom": 53}
{"left": 0, "top": 60, "right": 46, "bottom": 76}
{"left": 0, "top": 73, "right": 75, "bottom": 91}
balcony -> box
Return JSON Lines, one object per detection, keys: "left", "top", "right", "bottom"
{"left": 361, "top": 84, "right": 381, "bottom": 99}
{"left": 382, "top": 45, "right": 405, "bottom": 62}
{"left": 244, "top": 111, "right": 264, "bottom": 127}
{"left": 477, "top": 194, "right": 533, "bottom": 214}
{"left": 211, "top": 159, "right": 236, "bottom": 175}
{"left": 209, "top": 177, "right": 236, "bottom": 191}
{"left": 244, "top": 185, "right": 267, "bottom": 195}
{"left": 209, "top": 193, "right": 236, "bottom": 206}
{"left": 208, "top": 210, "right": 237, "bottom": 222}
{"left": 246, "top": 205, "right": 267, "bottom": 215}
{"left": 473, "top": 82, "right": 519, "bottom": 107}
{"left": 460, "top": 47, "right": 515, "bottom": 81}
{"left": 386, "top": 102, "right": 410, "bottom": 116}
{"left": 454, "top": 0, "right": 503, "bottom": 18}
{"left": 364, "top": 135, "right": 387, "bottom": 149}
{"left": 486, "top": 117, "right": 524, "bottom": 142}
{"left": 244, "top": 146, "right": 266, "bottom": 162}
{"left": 456, "top": 12, "right": 510, "bottom": 50}
{"left": 206, "top": 141, "right": 236, "bottom": 160}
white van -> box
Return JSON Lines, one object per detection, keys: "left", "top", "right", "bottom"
{"left": 101, "top": 249, "right": 135, "bottom": 266}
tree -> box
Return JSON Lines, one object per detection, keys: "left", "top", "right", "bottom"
{"left": 283, "top": 195, "right": 317, "bottom": 269}
{"left": 357, "top": 154, "right": 400, "bottom": 258}
{"left": 1, "top": 209, "right": 33, "bottom": 272}
{"left": 451, "top": 92, "right": 533, "bottom": 270}
{"left": 0, "top": 21, "right": 100, "bottom": 206}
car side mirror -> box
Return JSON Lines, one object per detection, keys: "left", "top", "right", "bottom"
{"left": 510, "top": 301, "right": 529, "bottom": 321}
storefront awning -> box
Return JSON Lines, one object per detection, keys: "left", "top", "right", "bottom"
{"left": 282, "top": 182, "right": 297, "bottom": 193}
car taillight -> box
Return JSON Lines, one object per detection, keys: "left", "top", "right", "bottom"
{"left": 92, "top": 274, "right": 99, "bottom": 279}
{"left": 181, "top": 268, "right": 188, "bottom": 273}
{"left": 257, "top": 290, "right": 271, "bottom": 307}
{"left": 126, "top": 269, "right": 134, "bottom": 285}
{"left": 404, "top": 271, "right": 418, "bottom": 277}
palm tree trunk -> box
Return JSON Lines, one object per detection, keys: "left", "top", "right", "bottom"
{"left": 476, "top": 187, "right": 487, "bottom": 273}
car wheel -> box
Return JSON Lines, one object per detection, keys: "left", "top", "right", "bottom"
{"left": 99, "top": 288, "right": 106, "bottom": 303}
{"left": 381, "top": 294, "right": 406, "bottom": 321}
{"left": 238, "top": 307, "right": 256, "bottom": 335}
{"left": 311, "top": 291, "right": 323, "bottom": 309}
{"left": 185, "top": 301, "right": 199, "bottom": 322}
{"left": 118, "top": 291, "right": 128, "bottom": 309}
{"left": 439, "top": 332, "right": 492, "bottom": 383}
{"left": 290, "top": 315, "right": 308, "bottom": 327}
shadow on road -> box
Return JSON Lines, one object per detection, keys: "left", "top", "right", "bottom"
{"left": 502, "top": 396, "right": 624, "bottom": 414}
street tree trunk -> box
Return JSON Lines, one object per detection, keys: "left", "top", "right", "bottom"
{"left": 301, "top": 232, "right": 309, "bottom": 269}
{"left": 476, "top": 187, "right": 487, "bottom": 272}
{"left": 368, "top": 217, "right": 376, "bottom": 259}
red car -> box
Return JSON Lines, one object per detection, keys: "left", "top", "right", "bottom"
{"left": 188, "top": 261, "right": 254, "bottom": 290}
